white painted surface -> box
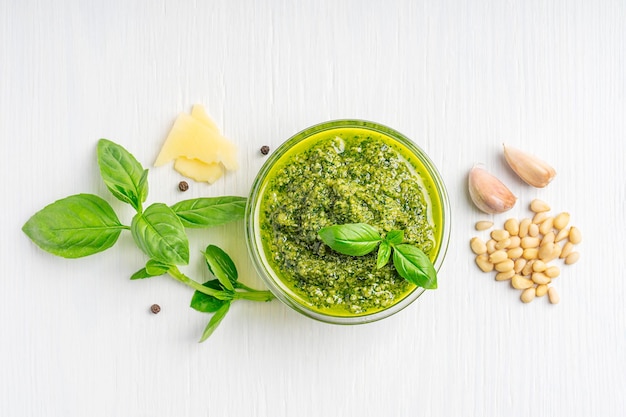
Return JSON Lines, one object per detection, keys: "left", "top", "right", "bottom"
{"left": 1, "top": 1, "right": 624, "bottom": 416}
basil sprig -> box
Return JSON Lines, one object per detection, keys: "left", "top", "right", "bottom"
{"left": 318, "top": 223, "right": 438, "bottom": 289}
{"left": 22, "top": 139, "right": 273, "bottom": 342}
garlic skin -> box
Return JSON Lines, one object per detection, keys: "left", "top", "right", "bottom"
{"left": 468, "top": 165, "right": 517, "bottom": 214}
{"left": 503, "top": 145, "right": 556, "bottom": 188}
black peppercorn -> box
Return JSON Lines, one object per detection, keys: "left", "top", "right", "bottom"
{"left": 260, "top": 145, "right": 270, "bottom": 155}
{"left": 178, "top": 181, "right": 189, "bottom": 192}
{"left": 150, "top": 304, "right": 161, "bottom": 314}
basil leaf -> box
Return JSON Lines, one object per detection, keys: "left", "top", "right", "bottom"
{"left": 131, "top": 203, "right": 189, "bottom": 265}
{"left": 22, "top": 193, "right": 125, "bottom": 258}
{"left": 392, "top": 244, "right": 437, "bottom": 289}
{"left": 97, "top": 139, "right": 148, "bottom": 212}
{"left": 318, "top": 223, "right": 382, "bottom": 256}
{"left": 376, "top": 241, "right": 392, "bottom": 269}
{"left": 199, "top": 302, "right": 231, "bottom": 342}
{"left": 170, "top": 196, "right": 246, "bottom": 228}
{"left": 203, "top": 245, "right": 237, "bottom": 291}
{"left": 131, "top": 259, "right": 172, "bottom": 279}
{"left": 130, "top": 268, "right": 152, "bottom": 280}
{"left": 385, "top": 230, "right": 404, "bottom": 245}
{"left": 145, "top": 259, "right": 172, "bottom": 276}
{"left": 190, "top": 279, "right": 229, "bottom": 313}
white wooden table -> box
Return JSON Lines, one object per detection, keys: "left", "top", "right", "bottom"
{"left": 2, "top": 1, "right": 624, "bottom": 416}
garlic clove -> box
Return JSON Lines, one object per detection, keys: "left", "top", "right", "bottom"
{"left": 503, "top": 145, "right": 556, "bottom": 188}
{"left": 468, "top": 165, "right": 517, "bottom": 214}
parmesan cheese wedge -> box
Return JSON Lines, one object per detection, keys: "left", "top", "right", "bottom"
{"left": 174, "top": 157, "right": 225, "bottom": 184}
{"left": 190, "top": 104, "right": 220, "bottom": 134}
{"left": 154, "top": 110, "right": 239, "bottom": 171}
{"left": 170, "top": 104, "right": 226, "bottom": 183}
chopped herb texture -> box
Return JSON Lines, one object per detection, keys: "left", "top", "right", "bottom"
{"left": 259, "top": 128, "right": 441, "bottom": 315}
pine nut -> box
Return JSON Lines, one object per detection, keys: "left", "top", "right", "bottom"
{"left": 521, "top": 259, "right": 535, "bottom": 276}
{"left": 541, "top": 231, "right": 555, "bottom": 246}
{"left": 555, "top": 227, "right": 569, "bottom": 243}
{"left": 532, "top": 260, "right": 547, "bottom": 272}
{"left": 533, "top": 211, "right": 548, "bottom": 225}
{"left": 548, "top": 287, "right": 560, "bottom": 304}
{"left": 522, "top": 248, "right": 538, "bottom": 260}
{"left": 560, "top": 241, "right": 574, "bottom": 259}
{"left": 538, "top": 244, "right": 551, "bottom": 260}
{"left": 489, "top": 250, "right": 508, "bottom": 264}
{"left": 521, "top": 236, "right": 540, "bottom": 249}
{"left": 486, "top": 239, "right": 497, "bottom": 254}
{"left": 470, "top": 237, "right": 487, "bottom": 255}
{"left": 495, "top": 270, "right": 515, "bottom": 281}
{"left": 518, "top": 218, "right": 531, "bottom": 238}
{"left": 475, "top": 254, "right": 494, "bottom": 272}
{"left": 495, "top": 258, "right": 515, "bottom": 272}
{"left": 531, "top": 272, "right": 551, "bottom": 285}
{"left": 539, "top": 217, "right": 554, "bottom": 235}
{"left": 569, "top": 227, "right": 582, "bottom": 244}
{"left": 539, "top": 242, "right": 559, "bottom": 258}
{"left": 504, "top": 218, "right": 520, "bottom": 236}
{"left": 536, "top": 284, "right": 549, "bottom": 297}
{"left": 539, "top": 243, "right": 561, "bottom": 262}
{"left": 495, "top": 238, "right": 511, "bottom": 250}
{"left": 470, "top": 199, "right": 577, "bottom": 306}
{"left": 545, "top": 266, "right": 560, "bottom": 278}
{"left": 553, "top": 212, "right": 570, "bottom": 230}
{"left": 530, "top": 199, "right": 550, "bottom": 213}
{"left": 512, "top": 274, "right": 534, "bottom": 290}
{"left": 507, "top": 247, "right": 524, "bottom": 259}
{"left": 565, "top": 252, "right": 580, "bottom": 265}
{"left": 475, "top": 220, "right": 494, "bottom": 231}
{"left": 491, "top": 229, "right": 510, "bottom": 241}
{"left": 521, "top": 287, "right": 536, "bottom": 303}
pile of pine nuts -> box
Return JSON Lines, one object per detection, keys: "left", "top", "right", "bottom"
{"left": 470, "top": 199, "right": 581, "bottom": 304}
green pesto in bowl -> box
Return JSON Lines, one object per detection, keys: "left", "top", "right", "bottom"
{"left": 246, "top": 120, "right": 450, "bottom": 324}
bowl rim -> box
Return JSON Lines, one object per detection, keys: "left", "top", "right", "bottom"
{"left": 245, "top": 119, "right": 451, "bottom": 325}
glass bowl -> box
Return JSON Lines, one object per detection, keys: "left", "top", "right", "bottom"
{"left": 245, "top": 120, "right": 450, "bottom": 324}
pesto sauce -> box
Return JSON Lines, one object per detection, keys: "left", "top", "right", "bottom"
{"left": 259, "top": 128, "right": 440, "bottom": 316}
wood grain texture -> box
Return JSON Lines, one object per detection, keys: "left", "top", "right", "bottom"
{"left": 1, "top": 0, "right": 624, "bottom": 416}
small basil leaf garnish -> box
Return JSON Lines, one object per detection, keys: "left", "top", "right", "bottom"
{"left": 318, "top": 223, "right": 382, "bottom": 256}
{"left": 318, "top": 223, "right": 438, "bottom": 290}
{"left": 376, "top": 241, "right": 392, "bottom": 269}
{"left": 392, "top": 244, "right": 437, "bottom": 289}
{"left": 385, "top": 229, "right": 404, "bottom": 245}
